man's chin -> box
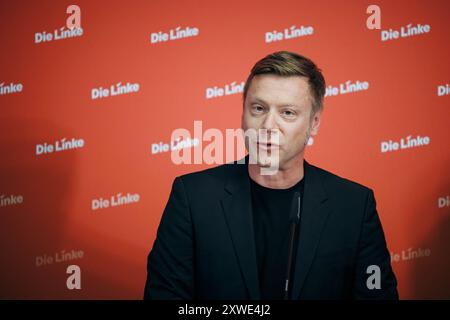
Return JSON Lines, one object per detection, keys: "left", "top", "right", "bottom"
{"left": 257, "top": 157, "right": 273, "bottom": 167}
{"left": 249, "top": 153, "right": 280, "bottom": 168}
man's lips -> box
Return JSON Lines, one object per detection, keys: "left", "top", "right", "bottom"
{"left": 257, "top": 141, "right": 280, "bottom": 148}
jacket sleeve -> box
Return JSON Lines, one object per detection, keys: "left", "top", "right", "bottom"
{"left": 352, "top": 188, "right": 399, "bottom": 299}
{"left": 144, "top": 176, "right": 195, "bottom": 300}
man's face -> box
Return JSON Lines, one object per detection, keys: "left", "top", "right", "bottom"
{"left": 242, "top": 74, "right": 321, "bottom": 170}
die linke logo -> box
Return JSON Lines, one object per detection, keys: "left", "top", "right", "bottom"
{"left": 325, "top": 80, "right": 369, "bottom": 97}
{"left": 152, "top": 137, "right": 200, "bottom": 155}
{"left": 206, "top": 81, "right": 244, "bottom": 99}
{"left": 438, "top": 195, "right": 450, "bottom": 209}
{"left": 0, "top": 82, "right": 23, "bottom": 96}
{"left": 34, "top": 27, "right": 83, "bottom": 44}
{"left": 91, "top": 192, "right": 140, "bottom": 211}
{"left": 36, "top": 249, "right": 84, "bottom": 267}
{"left": 150, "top": 26, "right": 199, "bottom": 44}
{"left": 36, "top": 137, "right": 85, "bottom": 156}
{"left": 91, "top": 82, "right": 140, "bottom": 100}
{"left": 0, "top": 194, "right": 24, "bottom": 208}
{"left": 437, "top": 84, "right": 449, "bottom": 96}
{"left": 265, "top": 24, "right": 314, "bottom": 43}
{"left": 381, "top": 23, "right": 431, "bottom": 41}
{"left": 381, "top": 134, "right": 430, "bottom": 153}
{"left": 390, "top": 247, "right": 431, "bottom": 263}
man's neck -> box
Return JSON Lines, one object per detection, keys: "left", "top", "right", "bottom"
{"left": 248, "top": 155, "right": 304, "bottom": 189}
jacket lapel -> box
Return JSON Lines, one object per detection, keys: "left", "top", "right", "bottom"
{"left": 291, "top": 159, "right": 333, "bottom": 299}
{"left": 220, "top": 157, "right": 261, "bottom": 300}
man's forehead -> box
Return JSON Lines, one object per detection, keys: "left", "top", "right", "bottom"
{"left": 247, "top": 76, "right": 312, "bottom": 107}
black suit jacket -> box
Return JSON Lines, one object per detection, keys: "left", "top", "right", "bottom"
{"left": 144, "top": 157, "right": 398, "bottom": 299}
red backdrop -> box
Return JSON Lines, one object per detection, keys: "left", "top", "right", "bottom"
{"left": 0, "top": 0, "right": 449, "bottom": 299}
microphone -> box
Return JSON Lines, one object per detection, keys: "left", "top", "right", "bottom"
{"left": 284, "top": 191, "right": 301, "bottom": 300}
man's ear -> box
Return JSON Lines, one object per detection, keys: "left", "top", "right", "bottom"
{"left": 310, "top": 110, "right": 322, "bottom": 136}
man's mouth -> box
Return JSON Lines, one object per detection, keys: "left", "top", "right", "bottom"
{"left": 257, "top": 141, "right": 280, "bottom": 149}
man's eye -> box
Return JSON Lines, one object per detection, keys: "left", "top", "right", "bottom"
{"left": 252, "top": 106, "right": 264, "bottom": 113}
{"left": 282, "top": 110, "right": 295, "bottom": 117}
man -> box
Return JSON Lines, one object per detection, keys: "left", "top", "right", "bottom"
{"left": 144, "top": 51, "right": 398, "bottom": 300}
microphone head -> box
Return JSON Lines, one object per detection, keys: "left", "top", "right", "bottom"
{"left": 289, "top": 191, "right": 301, "bottom": 224}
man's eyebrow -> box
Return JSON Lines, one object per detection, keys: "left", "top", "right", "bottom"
{"left": 250, "top": 97, "right": 300, "bottom": 109}
{"left": 249, "top": 97, "right": 268, "bottom": 105}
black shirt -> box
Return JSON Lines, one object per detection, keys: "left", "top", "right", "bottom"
{"left": 249, "top": 173, "right": 305, "bottom": 300}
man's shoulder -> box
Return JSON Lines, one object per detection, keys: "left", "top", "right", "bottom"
{"left": 309, "top": 161, "right": 373, "bottom": 197}
{"left": 175, "top": 159, "right": 241, "bottom": 188}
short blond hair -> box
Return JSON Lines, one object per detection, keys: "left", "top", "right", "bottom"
{"left": 243, "top": 51, "right": 326, "bottom": 117}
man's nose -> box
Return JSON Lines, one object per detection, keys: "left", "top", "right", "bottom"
{"left": 261, "top": 111, "right": 278, "bottom": 130}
